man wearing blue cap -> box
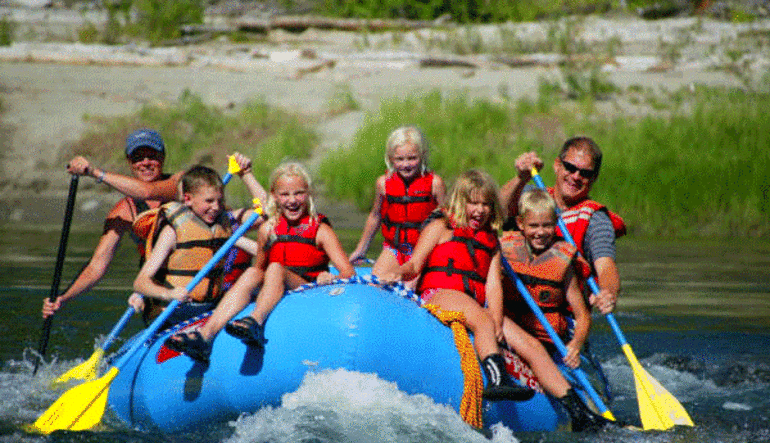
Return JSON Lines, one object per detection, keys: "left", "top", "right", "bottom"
{"left": 42, "top": 129, "right": 182, "bottom": 318}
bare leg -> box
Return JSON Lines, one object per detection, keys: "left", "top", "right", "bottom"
{"left": 502, "top": 317, "right": 572, "bottom": 397}
{"left": 247, "top": 262, "right": 304, "bottom": 325}
{"left": 429, "top": 289, "right": 499, "bottom": 359}
{"left": 197, "top": 266, "right": 263, "bottom": 342}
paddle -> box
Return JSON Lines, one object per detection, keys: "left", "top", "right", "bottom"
{"left": 52, "top": 158, "right": 245, "bottom": 384}
{"left": 530, "top": 167, "right": 694, "bottom": 430}
{"left": 499, "top": 255, "right": 616, "bottom": 421}
{"left": 53, "top": 306, "right": 136, "bottom": 384}
{"left": 32, "top": 200, "right": 263, "bottom": 434}
{"left": 34, "top": 174, "right": 79, "bottom": 376}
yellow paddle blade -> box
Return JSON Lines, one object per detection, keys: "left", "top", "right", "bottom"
{"left": 621, "top": 345, "right": 695, "bottom": 430}
{"left": 53, "top": 348, "right": 104, "bottom": 384}
{"left": 33, "top": 367, "right": 118, "bottom": 434}
{"left": 228, "top": 155, "right": 241, "bottom": 174}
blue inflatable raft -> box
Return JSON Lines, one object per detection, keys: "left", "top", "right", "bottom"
{"left": 107, "top": 276, "right": 593, "bottom": 433}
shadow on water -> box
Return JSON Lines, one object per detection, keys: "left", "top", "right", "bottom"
{"left": 1, "top": 225, "right": 768, "bottom": 442}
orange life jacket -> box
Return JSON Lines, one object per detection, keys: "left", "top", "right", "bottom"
{"left": 500, "top": 230, "right": 591, "bottom": 345}
{"left": 265, "top": 214, "right": 330, "bottom": 281}
{"left": 417, "top": 215, "right": 498, "bottom": 306}
{"left": 380, "top": 171, "right": 437, "bottom": 247}
{"left": 153, "top": 202, "right": 231, "bottom": 302}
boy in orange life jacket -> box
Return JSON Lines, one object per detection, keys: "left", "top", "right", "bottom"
{"left": 164, "top": 162, "right": 355, "bottom": 364}
{"left": 500, "top": 189, "right": 611, "bottom": 432}
{"left": 349, "top": 126, "right": 446, "bottom": 287}
{"left": 133, "top": 165, "right": 261, "bottom": 331}
{"left": 128, "top": 152, "right": 266, "bottom": 314}
{"left": 382, "top": 169, "right": 534, "bottom": 402}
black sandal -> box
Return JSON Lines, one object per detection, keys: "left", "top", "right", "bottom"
{"left": 225, "top": 316, "right": 268, "bottom": 348}
{"left": 164, "top": 330, "right": 212, "bottom": 364}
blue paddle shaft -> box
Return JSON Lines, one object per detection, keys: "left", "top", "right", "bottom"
{"left": 113, "top": 210, "right": 261, "bottom": 369}
{"left": 100, "top": 307, "right": 136, "bottom": 352}
{"left": 530, "top": 172, "right": 630, "bottom": 348}
{"left": 499, "top": 256, "right": 612, "bottom": 415}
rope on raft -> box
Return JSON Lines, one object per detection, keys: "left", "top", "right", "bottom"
{"left": 423, "top": 303, "right": 485, "bottom": 429}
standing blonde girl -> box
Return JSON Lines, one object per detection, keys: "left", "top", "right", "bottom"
{"left": 349, "top": 126, "right": 446, "bottom": 285}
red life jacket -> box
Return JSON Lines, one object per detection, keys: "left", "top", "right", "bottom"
{"left": 380, "top": 171, "right": 437, "bottom": 247}
{"left": 546, "top": 188, "right": 626, "bottom": 256}
{"left": 265, "top": 214, "right": 330, "bottom": 281}
{"left": 500, "top": 230, "right": 591, "bottom": 345}
{"left": 417, "top": 216, "right": 498, "bottom": 306}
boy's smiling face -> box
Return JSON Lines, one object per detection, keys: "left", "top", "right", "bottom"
{"left": 184, "top": 184, "right": 224, "bottom": 225}
{"left": 517, "top": 209, "right": 557, "bottom": 253}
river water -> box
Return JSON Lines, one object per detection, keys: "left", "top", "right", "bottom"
{"left": 0, "top": 224, "right": 768, "bottom": 443}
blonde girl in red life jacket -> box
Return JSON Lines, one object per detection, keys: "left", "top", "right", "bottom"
{"left": 349, "top": 126, "right": 446, "bottom": 288}
{"left": 133, "top": 165, "right": 261, "bottom": 331}
{"left": 164, "top": 162, "right": 355, "bottom": 364}
{"left": 381, "top": 169, "right": 534, "bottom": 402}
{"left": 500, "top": 189, "right": 612, "bottom": 432}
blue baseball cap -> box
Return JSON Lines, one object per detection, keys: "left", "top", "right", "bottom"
{"left": 125, "top": 129, "right": 165, "bottom": 157}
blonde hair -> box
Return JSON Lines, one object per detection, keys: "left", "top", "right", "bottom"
{"left": 444, "top": 169, "right": 502, "bottom": 231}
{"left": 384, "top": 125, "right": 429, "bottom": 173}
{"left": 265, "top": 162, "right": 317, "bottom": 224}
{"left": 517, "top": 189, "right": 557, "bottom": 219}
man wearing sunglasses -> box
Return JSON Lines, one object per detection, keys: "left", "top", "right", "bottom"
{"left": 500, "top": 136, "right": 626, "bottom": 314}
{"left": 43, "top": 129, "right": 182, "bottom": 318}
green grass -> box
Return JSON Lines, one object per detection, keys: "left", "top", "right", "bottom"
{"left": 67, "top": 85, "right": 770, "bottom": 240}
{"left": 317, "top": 86, "right": 770, "bottom": 239}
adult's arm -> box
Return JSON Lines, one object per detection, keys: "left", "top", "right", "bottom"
{"left": 41, "top": 200, "right": 131, "bottom": 318}
{"left": 499, "top": 151, "right": 543, "bottom": 219}
{"left": 584, "top": 211, "right": 621, "bottom": 313}
{"left": 66, "top": 155, "right": 181, "bottom": 201}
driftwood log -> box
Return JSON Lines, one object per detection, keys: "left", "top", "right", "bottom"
{"left": 182, "top": 14, "right": 451, "bottom": 35}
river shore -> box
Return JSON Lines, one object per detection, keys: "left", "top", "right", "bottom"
{"left": 1, "top": 4, "right": 769, "bottom": 225}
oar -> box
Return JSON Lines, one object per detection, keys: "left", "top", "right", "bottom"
{"left": 53, "top": 306, "right": 136, "bottom": 384}
{"left": 53, "top": 158, "right": 244, "bottom": 384}
{"left": 499, "top": 255, "right": 616, "bottom": 421}
{"left": 32, "top": 201, "right": 263, "bottom": 434}
{"left": 221, "top": 154, "right": 241, "bottom": 185}
{"left": 530, "top": 167, "right": 694, "bottom": 430}
{"left": 34, "top": 174, "right": 79, "bottom": 376}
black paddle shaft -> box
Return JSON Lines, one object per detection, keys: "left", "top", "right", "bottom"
{"left": 33, "top": 174, "right": 79, "bottom": 375}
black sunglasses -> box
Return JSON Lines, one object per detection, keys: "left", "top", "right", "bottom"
{"left": 560, "top": 158, "right": 596, "bottom": 179}
{"left": 128, "top": 150, "right": 163, "bottom": 163}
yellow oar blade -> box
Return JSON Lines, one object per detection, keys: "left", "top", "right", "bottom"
{"left": 33, "top": 367, "right": 118, "bottom": 434}
{"left": 621, "top": 345, "right": 695, "bottom": 430}
{"left": 53, "top": 348, "right": 104, "bottom": 384}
